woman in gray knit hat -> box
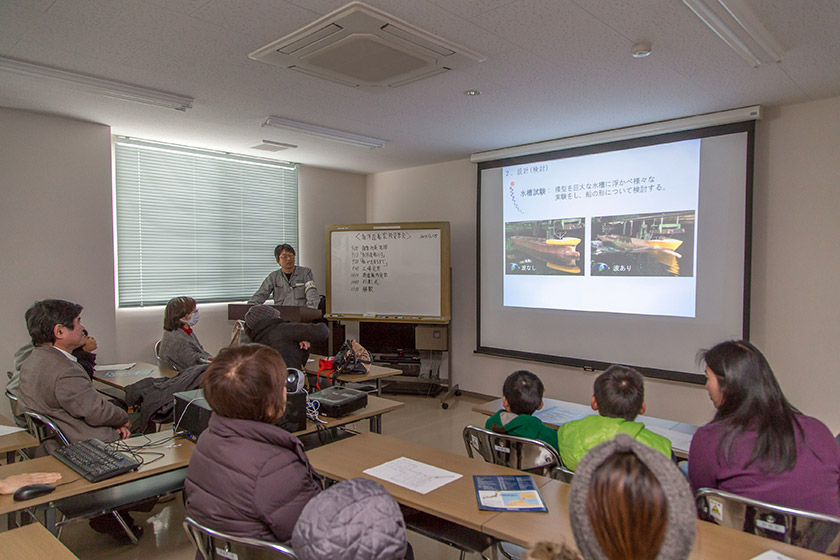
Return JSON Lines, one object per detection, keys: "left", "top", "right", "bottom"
{"left": 567, "top": 433, "right": 696, "bottom": 560}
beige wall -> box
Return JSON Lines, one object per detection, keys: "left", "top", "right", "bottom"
{"left": 750, "top": 96, "right": 840, "bottom": 432}
{"left": 366, "top": 94, "right": 840, "bottom": 433}
{"left": 1, "top": 107, "right": 367, "bottom": 379}
{"left": 0, "top": 108, "right": 117, "bottom": 367}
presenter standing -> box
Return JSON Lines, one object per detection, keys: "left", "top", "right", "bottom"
{"left": 248, "top": 244, "right": 320, "bottom": 308}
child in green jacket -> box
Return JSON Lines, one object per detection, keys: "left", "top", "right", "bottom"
{"left": 485, "top": 370, "right": 558, "bottom": 451}
{"left": 556, "top": 365, "right": 672, "bottom": 471}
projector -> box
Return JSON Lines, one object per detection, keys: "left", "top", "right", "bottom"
{"left": 309, "top": 386, "right": 368, "bottom": 418}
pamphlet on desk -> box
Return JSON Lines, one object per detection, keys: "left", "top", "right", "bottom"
{"left": 473, "top": 475, "right": 548, "bottom": 512}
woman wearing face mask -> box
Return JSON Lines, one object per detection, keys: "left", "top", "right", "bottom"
{"left": 159, "top": 296, "right": 212, "bottom": 371}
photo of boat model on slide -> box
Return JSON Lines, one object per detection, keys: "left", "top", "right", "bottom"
{"left": 505, "top": 218, "right": 585, "bottom": 276}
{"left": 504, "top": 210, "right": 695, "bottom": 278}
{"left": 591, "top": 210, "right": 695, "bottom": 278}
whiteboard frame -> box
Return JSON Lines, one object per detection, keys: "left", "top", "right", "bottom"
{"left": 326, "top": 222, "right": 451, "bottom": 323}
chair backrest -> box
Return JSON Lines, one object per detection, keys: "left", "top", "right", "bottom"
{"left": 463, "top": 425, "right": 562, "bottom": 477}
{"left": 696, "top": 488, "right": 840, "bottom": 555}
{"left": 23, "top": 411, "right": 71, "bottom": 448}
{"left": 184, "top": 517, "right": 298, "bottom": 560}
{"left": 154, "top": 339, "right": 180, "bottom": 372}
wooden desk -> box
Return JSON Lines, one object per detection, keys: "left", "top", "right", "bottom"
{"left": 473, "top": 397, "right": 698, "bottom": 458}
{"left": 483, "top": 479, "right": 832, "bottom": 558}
{"left": 306, "top": 432, "right": 550, "bottom": 532}
{"left": 311, "top": 433, "right": 832, "bottom": 559}
{"left": 305, "top": 354, "right": 401, "bottom": 396}
{"left": 93, "top": 361, "right": 177, "bottom": 391}
{"left": 0, "top": 431, "right": 193, "bottom": 533}
{"left": 0, "top": 413, "right": 38, "bottom": 464}
{"left": 295, "top": 395, "right": 403, "bottom": 436}
{"left": 0, "top": 522, "right": 80, "bottom": 559}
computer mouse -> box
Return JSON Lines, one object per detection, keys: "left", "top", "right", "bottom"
{"left": 13, "top": 483, "right": 56, "bottom": 502}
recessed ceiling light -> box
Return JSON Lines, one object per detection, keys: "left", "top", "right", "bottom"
{"left": 631, "top": 43, "right": 652, "bottom": 58}
{"left": 464, "top": 89, "right": 481, "bottom": 96}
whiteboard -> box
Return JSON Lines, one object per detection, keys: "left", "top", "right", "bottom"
{"left": 327, "top": 222, "right": 450, "bottom": 321}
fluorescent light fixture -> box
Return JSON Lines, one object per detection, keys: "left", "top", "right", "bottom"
{"left": 0, "top": 56, "right": 194, "bottom": 111}
{"left": 115, "top": 137, "right": 296, "bottom": 170}
{"left": 262, "top": 116, "right": 386, "bottom": 149}
{"left": 470, "top": 105, "right": 761, "bottom": 163}
{"left": 681, "top": 0, "right": 784, "bottom": 67}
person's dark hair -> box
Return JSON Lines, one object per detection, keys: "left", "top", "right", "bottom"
{"left": 503, "top": 370, "right": 544, "bottom": 415}
{"left": 593, "top": 365, "right": 644, "bottom": 421}
{"left": 699, "top": 340, "right": 801, "bottom": 473}
{"left": 25, "top": 299, "right": 83, "bottom": 346}
{"left": 586, "top": 451, "right": 668, "bottom": 560}
{"left": 201, "top": 344, "right": 287, "bottom": 423}
{"left": 274, "top": 244, "right": 296, "bottom": 260}
{"left": 163, "top": 296, "right": 196, "bottom": 331}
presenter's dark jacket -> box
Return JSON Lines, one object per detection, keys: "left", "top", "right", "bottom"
{"left": 184, "top": 414, "right": 321, "bottom": 543}
{"left": 19, "top": 345, "right": 129, "bottom": 448}
{"left": 486, "top": 410, "right": 560, "bottom": 453}
{"left": 247, "top": 318, "right": 329, "bottom": 370}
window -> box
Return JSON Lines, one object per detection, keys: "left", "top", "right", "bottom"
{"left": 114, "top": 137, "right": 298, "bottom": 307}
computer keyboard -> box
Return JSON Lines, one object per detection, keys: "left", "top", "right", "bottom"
{"left": 51, "top": 439, "right": 142, "bottom": 482}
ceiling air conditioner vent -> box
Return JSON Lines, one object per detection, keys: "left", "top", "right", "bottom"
{"left": 248, "top": 2, "right": 485, "bottom": 89}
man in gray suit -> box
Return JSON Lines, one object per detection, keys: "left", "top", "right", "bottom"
{"left": 19, "top": 299, "right": 130, "bottom": 447}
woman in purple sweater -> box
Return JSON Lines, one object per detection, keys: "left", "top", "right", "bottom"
{"left": 689, "top": 340, "right": 840, "bottom": 516}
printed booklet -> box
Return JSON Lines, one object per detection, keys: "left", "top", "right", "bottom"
{"left": 473, "top": 474, "right": 548, "bottom": 512}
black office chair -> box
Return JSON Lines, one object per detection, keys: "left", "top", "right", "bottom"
{"left": 184, "top": 516, "right": 299, "bottom": 560}
{"left": 696, "top": 488, "right": 840, "bottom": 555}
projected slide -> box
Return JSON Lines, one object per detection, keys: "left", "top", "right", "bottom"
{"left": 502, "top": 139, "right": 700, "bottom": 318}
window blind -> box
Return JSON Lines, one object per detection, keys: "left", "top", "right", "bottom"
{"left": 114, "top": 137, "right": 299, "bottom": 307}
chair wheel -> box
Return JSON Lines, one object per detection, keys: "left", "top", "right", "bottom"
{"left": 441, "top": 402, "right": 449, "bottom": 410}
{"left": 455, "top": 390, "right": 462, "bottom": 396}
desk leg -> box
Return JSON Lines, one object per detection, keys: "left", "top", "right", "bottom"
{"left": 4, "top": 452, "right": 19, "bottom": 530}
{"left": 45, "top": 506, "right": 57, "bottom": 535}
{"left": 369, "top": 414, "right": 382, "bottom": 434}
{"left": 376, "top": 378, "right": 382, "bottom": 397}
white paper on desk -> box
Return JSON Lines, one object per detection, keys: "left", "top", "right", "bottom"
{"left": 645, "top": 426, "right": 694, "bottom": 454}
{"left": 535, "top": 406, "right": 590, "bottom": 425}
{"left": 749, "top": 551, "right": 795, "bottom": 560}
{"left": 95, "top": 363, "right": 136, "bottom": 371}
{"left": 363, "top": 457, "right": 462, "bottom": 495}
{"left": 0, "top": 425, "right": 26, "bottom": 436}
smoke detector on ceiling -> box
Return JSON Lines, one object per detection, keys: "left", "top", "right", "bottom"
{"left": 249, "top": 2, "right": 485, "bottom": 89}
